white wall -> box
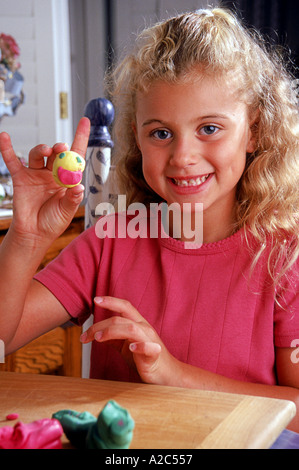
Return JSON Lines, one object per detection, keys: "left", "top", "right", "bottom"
{"left": 113, "top": 0, "right": 214, "bottom": 60}
{"left": 0, "top": 0, "right": 73, "bottom": 160}
{"left": 69, "top": 0, "right": 106, "bottom": 133}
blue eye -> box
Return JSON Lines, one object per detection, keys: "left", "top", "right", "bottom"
{"left": 59, "top": 152, "right": 66, "bottom": 159}
{"left": 76, "top": 156, "right": 82, "bottom": 163}
{"left": 200, "top": 125, "right": 218, "bottom": 135}
{"left": 151, "top": 129, "right": 172, "bottom": 140}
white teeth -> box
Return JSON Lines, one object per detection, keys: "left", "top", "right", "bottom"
{"left": 173, "top": 175, "right": 209, "bottom": 187}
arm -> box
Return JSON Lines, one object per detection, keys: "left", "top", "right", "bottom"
{"left": 0, "top": 118, "right": 90, "bottom": 350}
{"left": 81, "top": 296, "right": 299, "bottom": 433}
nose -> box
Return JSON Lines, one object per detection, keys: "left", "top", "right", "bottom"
{"left": 168, "top": 135, "right": 199, "bottom": 168}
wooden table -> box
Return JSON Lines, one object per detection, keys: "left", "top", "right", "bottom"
{"left": 0, "top": 371, "right": 296, "bottom": 449}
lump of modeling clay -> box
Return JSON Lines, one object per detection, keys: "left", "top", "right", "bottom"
{"left": 52, "top": 150, "right": 85, "bottom": 188}
{"left": 54, "top": 400, "right": 134, "bottom": 449}
{"left": 86, "top": 400, "right": 135, "bottom": 449}
{"left": 6, "top": 413, "right": 19, "bottom": 421}
{"left": 52, "top": 409, "right": 96, "bottom": 449}
{"left": 0, "top": 418, "right": 63, "bottom": 449}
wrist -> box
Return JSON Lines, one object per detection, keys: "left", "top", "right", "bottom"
{"left": 2, "top": 226, "right": 52, "bottom": 271}
{"left": 164, "top": 358, "right": 203, "bottom": 389}
{"left": 6, "top": 223, "right": 53, "bottom": 252}
{"left": 158, "top": 354, "right": 192, "bottom": 388}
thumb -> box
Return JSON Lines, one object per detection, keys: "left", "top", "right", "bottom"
{"left": 129, "top": 341, "right": 162, "bottom": 359}
{"left": 59, "top": 184, "right": 85, "bottom": 216}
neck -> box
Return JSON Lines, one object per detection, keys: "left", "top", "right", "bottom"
{"left": 165, "top": 200, "right": 237, "bottom": 245}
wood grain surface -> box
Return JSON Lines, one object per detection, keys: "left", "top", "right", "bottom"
{"left": 0, "top": 372, "right": 296, "bottom": 449}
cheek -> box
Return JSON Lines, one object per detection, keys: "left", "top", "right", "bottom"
{"left": 141, "top": 155, "right": 166, "bottom": 196}
{"left": 142, "top": 157, "right": 156, "bottom": 183}
{"left": 213, "top": 138, "right": 247, "bottom": 171}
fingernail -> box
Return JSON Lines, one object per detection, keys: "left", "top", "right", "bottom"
{"left": 77, "top": 184, "right": 85, "bottom": 192}
{"left": 95, "top": 331, "right": 103, "bottom": 341}
{"left": 129, "top": 343, "right": 137, "bottom": 352}
{"left": 80, "top": 332, "right": 87, "bottom": 342}
{"left": 94, "top": 297, "right": 103, "bottom": 304}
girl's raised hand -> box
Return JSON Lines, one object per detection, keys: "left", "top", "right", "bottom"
{"left": 80, "top": 296, "right": 181, "bottom": 386}
{"left": 0, "top": 117, "right": 90, "bottom": 246}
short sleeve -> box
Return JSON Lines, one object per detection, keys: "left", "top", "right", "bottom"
{"left": 34, "top": 227, "right": 102, "bottom": 325}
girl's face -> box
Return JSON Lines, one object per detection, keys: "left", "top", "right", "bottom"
{"left": 133, "top": 73, "right": 255, "bottom": 241}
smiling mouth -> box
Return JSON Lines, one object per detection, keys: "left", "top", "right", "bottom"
{"left": 170, "top": 174, "right": 210, "bottom": 187}
{"left": 57, "top": 166, "right": 83, "bottom": 185}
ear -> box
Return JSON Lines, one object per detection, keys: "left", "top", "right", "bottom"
{"left": 132, "top": 121, "right": 141, "bottom": 150}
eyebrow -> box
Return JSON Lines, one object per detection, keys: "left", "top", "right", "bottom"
{"left": 142, "top": 119, "right": 165, "bottom": 127}
{"left": 142, "top": 114, "right": 230, "bottom": 127}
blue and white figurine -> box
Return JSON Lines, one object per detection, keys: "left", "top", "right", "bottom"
{"left": 84, "top": 97, "right": 116, "bottom": 228}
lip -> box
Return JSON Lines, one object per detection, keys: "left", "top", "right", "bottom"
{"left": 167, "top": 173, "right": 213, "bottom": 194}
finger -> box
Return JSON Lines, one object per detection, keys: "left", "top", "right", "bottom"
{"left": 52, "top": 142, "right": 69, "bottom": 154}
{"left": 81, "top": 316, "right": 149, "bottom": 345}
{"left": 58, "top": 184, "right": 85, "bottom": 218}
{"left": 28, "top": 144, "right": 52, "bottom": 169}
{"left": 71, "top": 117, "right": 90, "bottom": 157}
{"left": 0, "top": 132, "right": 23, "bottom": 176}
{"left": 94, "top": 296, "right": 146, "bottom": 323}
{"left": 80, "top": 316, "right": 130, "bottom": 343}
{"left": 93, "top": 321, "right": 149, "bottom": 345}
{"left": 46, "top": 143, "right": 69, "bottom": 170}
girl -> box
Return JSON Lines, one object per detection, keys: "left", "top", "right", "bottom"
{"left": 0, "top": 8, "right": 298, "bottom": 432}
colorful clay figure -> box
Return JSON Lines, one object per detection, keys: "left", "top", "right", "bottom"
{"left": 0, "top": 418, "right": 63, "bottom": 449}
{"left": 52, "top": 150, "right": 85, "bottom": 188}
{"left": 53, "top": 400, "right": 135, "bottom": 449}
{"left": 86, "top": 400, "right": 135, "bottom": 449}
{"left": 52, "top": 409, "right": 96, "bottom": 449}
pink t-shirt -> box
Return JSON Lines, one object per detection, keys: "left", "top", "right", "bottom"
{"left": 34, "top": 212, "right": 299, "bottom": 385}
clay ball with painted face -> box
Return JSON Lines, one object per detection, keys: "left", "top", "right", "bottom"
{"left": 52, "top": 151, "right": 85, "bottom": 188}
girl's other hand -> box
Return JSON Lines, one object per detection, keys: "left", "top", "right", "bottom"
{"left": 0, "top": 117, "right": 90, "bottom": 246}
{"left": 80, "top": 296, "right": 181, "bottom": 386}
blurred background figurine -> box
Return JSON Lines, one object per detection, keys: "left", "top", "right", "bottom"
{"left": 0, "top": 33, "right": 24, "bottom": 124}
{"left": 0, "top": 33, "right": 25, "bottom": 207}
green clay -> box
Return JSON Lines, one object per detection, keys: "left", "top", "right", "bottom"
{"left": 53, "top": 400, "right": 134, "bottom": 449}
{"left": 52, "top": 409, "right": 96, "bottom": 448}
{"left": 86, "top": 400, "right": 135, "bottom": 449}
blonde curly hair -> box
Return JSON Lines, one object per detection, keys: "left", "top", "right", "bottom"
{"left": 108, "top": 7, "right": 298, "bottom": 283}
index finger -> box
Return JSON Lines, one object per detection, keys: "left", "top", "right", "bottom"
{"left": 0, "top": 132, "right": 23, "bottom": 176}
{"left": 71, "top": 117, "right": 90, "bottom": 157}
{"left": 94, "top": 296, "right": 146, "bottom": 323}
